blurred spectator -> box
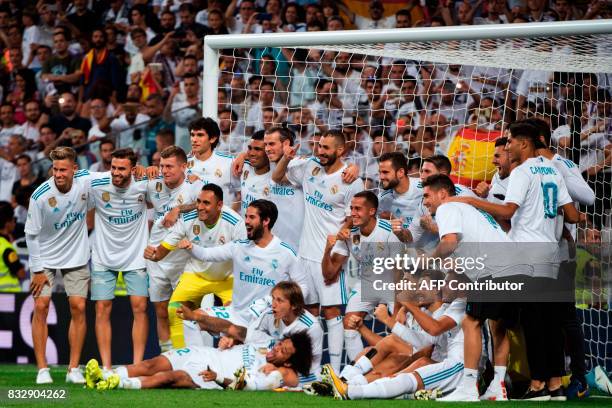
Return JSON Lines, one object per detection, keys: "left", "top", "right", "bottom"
{"left": 0, "top": 202, "right": 24, "bottom": 292}
{"left": 167, "top": 73, "right": 201, "bottom": 150}
{"left": 0, "top": 157, "right": 17, "bottom": 201}
{"left": 81, "top": 29, "right": 123, "bottom": 102}
{"left": 3, "top": 135, "right": 31, "bottom": 162}
{"left": 178, "top": 3, "right": 207, "bottom": 38}
{"left": 6, "top": 68, "right": 39, "bottom": 123}
{"left": 0, "top": 104, "right": 19, "bottom": 147}
{"left": 66, "top": 0, "right": 100, "bottom": 39}
{"left": 18, "top": 100, "right": 48, "bottom": 143}
{"left": 143, "top": 94, "right": 174, "bottom": 159}
{"left": 155, "top": 129, "right": 175, "bottom": 154}
{"left": 48, "top": 92, "right": 91, "bottom": 135}
{"left": 226, "top": 0, "right": 257, "bottom": 34}
{"left": 341, "top": 0, "right": 394, "bottom": 29}
{"left": 111, "top": 100, "right": 150, "bottom": 155}
{"left": 86, "top": 98, "right": 113, "bottom": 140}
{"left": 11, "top": 154, "right": 44, "bottom": 201}
{"left": 41, "top": 31, "right": 81, "bottom": 95}
{"left": 89, "top": 138, "right": 115, "bottom": 172}
{"left": 526, "top": 0, "right": 557, "bottom": 22}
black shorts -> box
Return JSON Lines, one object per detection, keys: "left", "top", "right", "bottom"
{"left": 465, "top": 301, "right": 519, "bottom": 326}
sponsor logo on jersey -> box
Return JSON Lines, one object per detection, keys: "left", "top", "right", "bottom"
{"left": 243, "top": 170, "right": 249, "bottom": 180}
{"left": 215, "top": 168, "right": 222, "bottom": 178}
{"left": 155, "top": 182, "right": 163, "bottom": 192}
{"left": 102, "top": 191, "right": 111, "bottom": 202}
{"left": 330, "top": 185, "right": 339, "bottom": 194}
{"left": 193, "top": 224, "right": 201, "bottom": 235}
{"left": 312, "top": 167, "right": 320, "bottom": 176}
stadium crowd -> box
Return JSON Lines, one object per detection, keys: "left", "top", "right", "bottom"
{"left": 0, "top": 0, "right": 610, "bottom": 403}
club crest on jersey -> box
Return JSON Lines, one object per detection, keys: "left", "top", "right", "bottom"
{"left": 177, "top": 194, "right": 184, "bottom": 204}
{"left": 244, "top": 256, "right": 251, "bottom": 263}
{"left": 187, "top": 160, "right": 194, "bottom": 169}
{"left": 102, "top": 191, "right": 111, "bottom": 202}
{"left": 263, "top": 186, "right": 270, "bottom": 196}
{"left": 193, "top": 224, "right": 201, "bottom": 235}
{"left": 312, "top": 167, "right": 320, "bottom": 177}
{"left": 271, "top": 259, "right": 278, "bottom": 270}
{"left": 243, "top": 170, "right": 249, "bottom": 180}
{"left": 138, "top": 195, "right": 144, "bottom": 202}
{"left": 215, "top": 168, "right": 222, "bottom": 178}
{"left": 155, "top": 182, "right": 163, "bottom": 192}
{"left": 352, "top": 234, "right": 361, "bottom": 246}
{"left": 48, "top": 197, "right": 59, "bottom": 212}
{"left": 330, "top": 185, "right": 339, "bottom": 194}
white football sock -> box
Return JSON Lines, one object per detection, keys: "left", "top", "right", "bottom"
{"left": 325, "top": 317, "right": 343, "bottom": 372}
{"left": 460, "top": 367, "right": 479, "bottom": 390}
{"left": 348, "top": 373, "right": 417, "bottom": 400}
{"left": 115, "top": 366, "right": 129, "bottom": 380}
{"left": 493, "top": 366, "right": 506, "bottom": 384}
{"left": 120, "top": 377, "right": 142, "bottom": 389}
{"left": 354, "top": 355, "right": 373, "bottom": 375}
{"left": 344, "top": 329, "right": 363, "bottom": 362}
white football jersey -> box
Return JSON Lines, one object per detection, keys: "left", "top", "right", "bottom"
{"left": 246, "top": 302, "right": 323, "bottom": 375}
{"left": 186, "top": 151, "right": 238, "bottom": 206}
{"left": 89, "top": 173, "right": 149, "bottom": 271}
{"left": 147, "top": 177, "right": 202, "bottom": 266}
{"left": 505, "top": 156, "right": 572, "bottom": 243}
{"left": 189, "top": 236, "right": 309, "bottom": 324}
{"left": 286, "top": 158, "right": 364, "bottom": 261}
{"left": 435, "top": 202, "right": 514, "bottom": 279}
{"left": 162, "top": 206, "right": 246, "bottom": 280}
{"left": 25, "top": 169, "right": 96, "bottom": 270}
{"left": 505, "top": 156, "right": 573, "bottom": 277}
{"left": 332, "top": 218, "right": 401, "bottom": 276}
{"left": 487, "top": 172, "right": 509, "bottom": 204}
{"left": 378, "top": 177, "right": 423, "bottom": 229}
{"left": 268, "top": 161, "right": 305, "bottom": 250}
{"left": 240, "top": 162, "right": 272, "bottom": 217}
{"left": 432, "top": 298, "right": 466, "bottom": 363}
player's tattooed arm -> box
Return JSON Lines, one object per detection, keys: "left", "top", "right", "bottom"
{"left": 322, "top": 234, "right": 348, "bottom": 285}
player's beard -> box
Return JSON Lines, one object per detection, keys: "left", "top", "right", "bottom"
{"left": 319, "top": 152, "right": 338, "bottom": 167}
{"left": 247, "top": 223, "right": 264, "bottom": 241}
{"left": 381, "top": 177, "right": 399, "bottom": 190}
{"left": 112, "top": 175, "right": 130, "bottom": 188}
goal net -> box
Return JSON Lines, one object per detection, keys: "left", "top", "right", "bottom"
{"left": 203, "top": 21, "right": 612, "bottom": 372}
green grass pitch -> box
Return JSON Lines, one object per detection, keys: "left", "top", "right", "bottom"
{"left": 0, "top": 365, "right": 609, "bottom": 407}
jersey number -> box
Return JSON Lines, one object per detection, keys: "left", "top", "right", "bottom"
{"left": 176, "top": 347, "right": 190, "bottom": 356}
{"left": 541, "top": 182, "right": 558, "bottom": 219}
{"left": 215, "top": 310, "right": 230, "bottom": 319}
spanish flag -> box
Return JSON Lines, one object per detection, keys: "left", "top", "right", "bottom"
{"left": 81, "top": 49, "right": 108, "bottom": 85}
{"left": 446, "top": 126, "right": 502, "bottom": 188}
{"left": 138, "top": 69, "right": 161, "bottom": 102}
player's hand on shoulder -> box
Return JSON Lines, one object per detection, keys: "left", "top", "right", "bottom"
{"left": 420, "top": 214, "right": 438, "bottom": 233}
{"left": 162, "top": 207, "right": 180, "bottom": 228}
{"left": 187, "top": 174, "right": 200, "bottom": 183}
{"left": 342, "top": 164, "right": 360, "bottom": 184}
{"left": 177, "top": 238, "right": 193, "bottom": 250}
{"left": 232, "top": 152, "right": 247, "bottom": 177}
{"left": 336, "top": 227, "right": 350, "bottom": 242}
{"left": 143, "top": 165, "right": 159, "bottom": 180}
{"left": 474, "top": 181, "right": 490, "bottom": 198}
{"left": 218, "top": 336, "right": 234, "bottom": 350}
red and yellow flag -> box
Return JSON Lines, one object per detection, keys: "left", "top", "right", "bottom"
{"left": 81, "top": 49, "right": 108, "bottom": 85}
{"left": 139, "top": 69, "right": 161, "bottom": 102}
{"left": 446, "top": 126, "right": 502, "bottom": 188}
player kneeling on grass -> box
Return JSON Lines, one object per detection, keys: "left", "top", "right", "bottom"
{"left": 85, "top": 331, "right": 312, "bottom": 391}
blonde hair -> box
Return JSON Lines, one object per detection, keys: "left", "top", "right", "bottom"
{"left": 49, "top": 146, "right": 77, "bottom": 163}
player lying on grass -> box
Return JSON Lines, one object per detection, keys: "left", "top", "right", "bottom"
{"left": 85, "top": 330, "right": 313, "bottom": 391}
{"left": 177, "top": 281, "right": 323, "bottom": 383}
{"left": 310, "top": 271, "right": 467, "bottom": 400}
